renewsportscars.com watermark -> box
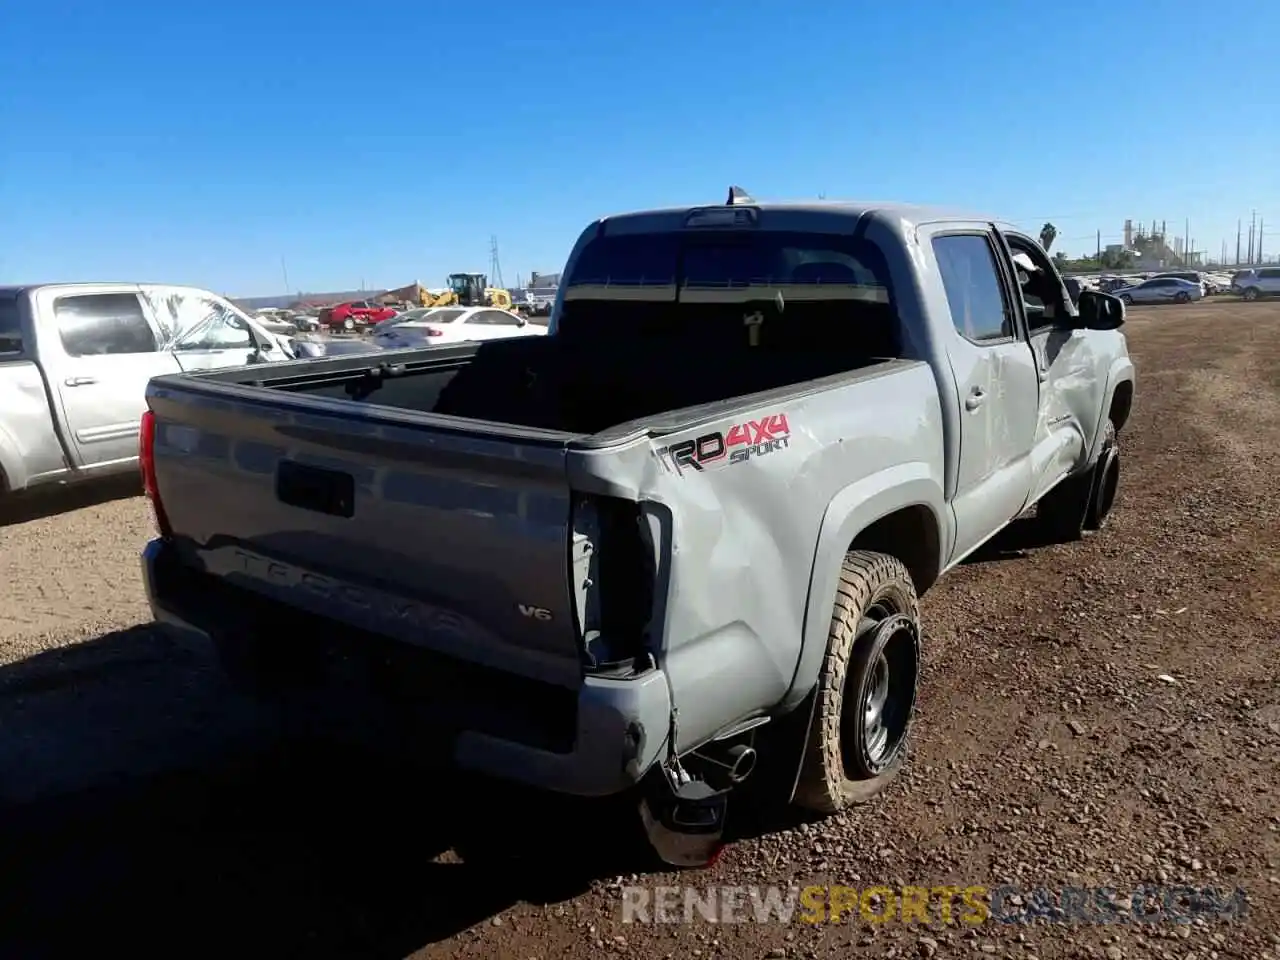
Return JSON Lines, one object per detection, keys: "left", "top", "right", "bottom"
{"left": 620, "top": 884, "right": 1247, "bottom": 926}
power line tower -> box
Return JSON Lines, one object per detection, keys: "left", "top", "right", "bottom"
{"left": 489, "top": 235, "right": 505, "bottom": 289}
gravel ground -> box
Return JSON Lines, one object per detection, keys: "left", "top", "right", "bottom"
{"left": 0, "top": 300, "right": 1276, "bottom": 959}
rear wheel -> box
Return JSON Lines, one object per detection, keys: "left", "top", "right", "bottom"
{"left": 793, "top": 552, "right": 921, "bottom": 814}
{"left": 1120, "top": 293, "right": 1133, "bottom": 305}
{"left": 1243, "top": 287, "right": 1261, "bottom": 302}
{"left": 1174, "top": 291, "right": 1190, "bottom": 303}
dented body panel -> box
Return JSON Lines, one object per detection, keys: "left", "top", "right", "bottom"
{"left": 141, "top": 199, "right": 1133, "bottom": 797}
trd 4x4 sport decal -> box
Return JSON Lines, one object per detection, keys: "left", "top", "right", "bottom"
{"left": 654, "top": 413, "right": 791, "bottom": 476}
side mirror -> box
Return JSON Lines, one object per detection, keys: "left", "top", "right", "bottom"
{"left": 516, "top": 316, "right": 527, "bottom": 327}
{"left": 1077, "top": 290, "right": 1125, "bottom": 330}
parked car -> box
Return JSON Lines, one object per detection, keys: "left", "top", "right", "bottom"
{"left": 319, "top": 300, "right": 397, "bottom": 331}
{"left": 1230, "top": 267, "right": 1280, "bottom": 301}
{"left": 1114, "top": 276, "right": 1203, "bottom": 305}
{"left": 137, "top": 194, "right": 1133, "bottom": 867}
{"left": 1151, "top": 271, "right": 1206, "bottom": 296}
{"left": 0, "top": 282, "right": 295, "bottom": 497}
{"left": 370, "top": 306, "right": 544, "bottom": 347}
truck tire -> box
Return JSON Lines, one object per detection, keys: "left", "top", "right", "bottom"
{"left": 1083, "top": 419, "right": 1120, "bottom": 531}
{"left": 1037, "top": 417, "right": 1120, "bottom": 542}
{"left": 793, "top": 551, "right": 921, "bottom": 815}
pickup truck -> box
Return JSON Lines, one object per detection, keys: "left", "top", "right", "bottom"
{"left": 139, "top": 192, "right": 1134, "bottom": 866}
{"left": 0, "top": 282, "right": 296, "bottom": 497}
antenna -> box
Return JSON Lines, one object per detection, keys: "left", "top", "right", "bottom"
{"left": 489, "top": 235, "right": 505, "bottom": 288}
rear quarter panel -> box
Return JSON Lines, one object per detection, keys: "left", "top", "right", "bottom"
{"left": 569, "top": 361, "right": 946, "bottom": 753}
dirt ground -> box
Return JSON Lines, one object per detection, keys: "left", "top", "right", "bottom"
{"left": 0, "top": 300, "right": 1277, "bottom": 959}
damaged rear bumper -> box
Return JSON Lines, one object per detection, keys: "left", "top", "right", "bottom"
{"left": 141, "top": 538, "right": 671, "bottom": 797}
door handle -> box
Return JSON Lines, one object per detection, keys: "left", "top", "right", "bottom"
{"left": 964, "top": 387, "right": 985, "bottom": 411}
{"left": 63, "top": 376, "right": 98, "bottom": 387}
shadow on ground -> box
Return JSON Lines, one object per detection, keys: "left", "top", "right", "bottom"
{"left": 960, "top": 515, "right": 1061, "bottom": 565}
{"left": 0, "top": 474, "right": 141, "bottom": 527}
{"left": 0, "top": 627, "right": 658, "bottom": 959}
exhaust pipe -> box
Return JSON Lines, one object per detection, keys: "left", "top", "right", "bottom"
{"left": 692, "top": 742, "right": 757, "bottom": 786}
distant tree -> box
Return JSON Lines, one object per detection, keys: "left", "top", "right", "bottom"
{"left": 1039, "top": 223, "right": 1058, "bottom": 252}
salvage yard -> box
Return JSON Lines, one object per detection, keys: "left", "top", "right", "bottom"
{"left": 1, "top": 300, "right": 1277, "bottom": 959}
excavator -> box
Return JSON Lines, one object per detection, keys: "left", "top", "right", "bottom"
{"left": 420, "top": 273, "right": 514, "bottom": 310}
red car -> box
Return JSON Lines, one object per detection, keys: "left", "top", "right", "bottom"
{"left": 319, "top": 300, "right": 397, "bottom": 331}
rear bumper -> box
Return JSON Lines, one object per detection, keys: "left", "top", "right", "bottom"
{"left": 141, "top": 538, "right": 671, "bottom": 797}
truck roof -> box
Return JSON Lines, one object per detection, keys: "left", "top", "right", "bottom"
{"left": 597, "top": 198, "right": 1017, "bottom": 234}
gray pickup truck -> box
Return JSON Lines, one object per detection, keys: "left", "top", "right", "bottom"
{"left": 139, "top": 191, "right": 1134, "bottom": 865}
{"left": 0, "top": 283, "right": 295, "bottom": 497}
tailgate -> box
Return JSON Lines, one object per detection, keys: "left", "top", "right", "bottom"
{"left": 146, "top": 378, "right": 585, "bottom": 689}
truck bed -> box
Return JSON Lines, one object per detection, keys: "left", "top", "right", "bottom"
{"left": 195, "top": 329, "right": 895, "bottom": 440}
{"left": 143, "top": 303, "right": 911, "bottom": 738}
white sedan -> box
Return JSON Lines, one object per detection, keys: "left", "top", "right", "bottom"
{"left": 371, "top": 306, "right": 546, "bottom": 347}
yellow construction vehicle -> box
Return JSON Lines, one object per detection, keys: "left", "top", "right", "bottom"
{"left": 420, "top": 273, "right": 514, "bottom": 310}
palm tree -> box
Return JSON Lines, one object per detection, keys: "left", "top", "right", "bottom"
{"left": 1039, "top": 223, "right": 1058, "bottom": 252}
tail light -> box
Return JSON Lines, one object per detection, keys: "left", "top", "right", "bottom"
{"left": 570, "top": 496, "right": 657, "bottom": 675}
{"left": 425, "top": 327, "right": 444, "bottom": 337}
{"left": 139, "top": 410, "right": 173, "bottom": 538}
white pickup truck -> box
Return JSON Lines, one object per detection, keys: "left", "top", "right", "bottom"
{"left": 0, "top": 282, "right": 296, "bottom": 497}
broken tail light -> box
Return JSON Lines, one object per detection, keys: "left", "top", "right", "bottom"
{"left": 570, "top": 495, "right": 658, "bottom": 676}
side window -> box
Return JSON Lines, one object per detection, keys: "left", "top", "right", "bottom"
{"left": 54, "top": 293, "right": 157, "bottom": 357}
{"left": 0, "top": 296, "right": 22, "bottom": 354}
{"left": 1003, "top": 235, "right": 1068, "bottom": 328}
{"left": 932, "top": 235, "right": 1013, "bottom": 343}
{"left": 173, "top": 297, "right": 254, "bottom": 350}
{"left": 468, "top": 310, "right": 522, "bottom": 326}
{"left": 1259, "top": 269, "right": 1280, "bottom": 280}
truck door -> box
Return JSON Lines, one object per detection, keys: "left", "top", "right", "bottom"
{"left": 929, "top": 230, "right": 1041, "bottom": 562}
{"left": 43, "top": 289, "right": 181, "bottom": 469}
{"left": 994, "top": 230, "right": 1094, "bottom": 504}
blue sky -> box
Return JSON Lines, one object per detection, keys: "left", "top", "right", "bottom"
{"left": 2, "top": 0, "right": 1276, "bottom": 296}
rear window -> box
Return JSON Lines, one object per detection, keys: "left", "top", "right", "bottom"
{"left": 559, "top": 230, "right": 898, "bottom": 357}
{"left": 0, "top": 296, "right": 21, "bottom": 354}
{"left": 423, "top": 309, "right": 464, "bottom": 323}
{"left": 564, "top": 231, "right": 891, "bottom": 304}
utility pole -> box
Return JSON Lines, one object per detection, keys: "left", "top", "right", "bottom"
{"left": 1183, "top": 219, "right": 1189, "bottom": 265}
{"left": 1096, "top": 230, "right": 1101, "bottom": 262}
{"left": 280, "top": 256, "right": 290, "bottom": 295}
{"left": 1236, "top": 220, "right": 1242, "bottom": 266}
{"left": 1259, "top": 220, "right": 1265, "bottom": 264}
{"left": 1248, "top": 211, "right": 1256, "bottom": 264}
{"left": 489, "top": 235, "right": 505, "bottom": 289}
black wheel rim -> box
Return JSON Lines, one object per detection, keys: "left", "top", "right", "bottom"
{"left": 841, "top": 607, "right": 918, "bottom": 777}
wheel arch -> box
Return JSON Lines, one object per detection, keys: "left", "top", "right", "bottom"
{"left": 784, "top": 466, "right": 946, "bottom": 714}
{"left": 769, "top": 478, "right": 942, "bottom": 806}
